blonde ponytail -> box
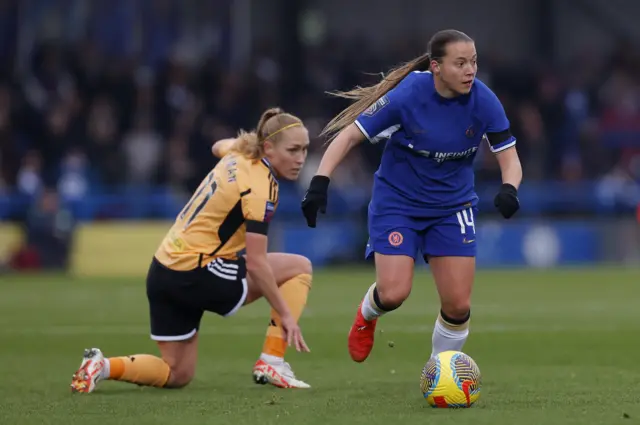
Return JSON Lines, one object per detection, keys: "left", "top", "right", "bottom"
{"left": 230, "top": 131, "right": 261, "bottom": 159}
{"left": 231, "top": 107, "right": 304, "bottom": 159}
{"left": 321, "top": 29, "right": 474, "bottom": 143}
{"left": 320, "top": 53, "right": 431, "bottom": 142}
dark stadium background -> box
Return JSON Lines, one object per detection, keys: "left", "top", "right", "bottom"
{"left": 0, "top": 1, "right": 638, "bottom": 424}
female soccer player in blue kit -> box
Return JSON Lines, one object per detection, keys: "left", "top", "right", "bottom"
{"left": 301, "top": 29, "right": 523, "bottom": 362}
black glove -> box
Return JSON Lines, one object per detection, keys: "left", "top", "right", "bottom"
{"left": 301, "top": 175, "right": 330, "bottom": 228}
{"left": 494, "top": 183, "right": 520, "bottom": 219}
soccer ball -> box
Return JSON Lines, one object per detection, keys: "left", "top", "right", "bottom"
{"left": 420, "top": 350, "right": 482, "bottom": 408}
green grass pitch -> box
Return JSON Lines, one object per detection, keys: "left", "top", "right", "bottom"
{"left": 0, "top": 266, "right": 639, "bottom": 425}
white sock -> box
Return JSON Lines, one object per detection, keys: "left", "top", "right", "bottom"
{"left": 260, "top": 353, "right": 284, "bottom": 365}
{"left": 360, "top": 283, "right": 384, "bottom": 321}
{"left": 101, "top": 358, "right": 111, "bottom": 379}
{"left": 430, "top": 317, "right": 469, "bottom": 358}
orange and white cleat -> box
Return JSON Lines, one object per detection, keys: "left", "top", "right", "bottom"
{"left": 348, "top": 301, "right": 378, "bottom": 362}
{"left": 70, "top": 348, "right": 106, "bottom": 393}
{"left": 252, "top": 359, "right": 311, "bottom": 389}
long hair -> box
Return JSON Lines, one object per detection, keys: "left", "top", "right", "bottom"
{"left": 231, "top": 108, "right": 303, "bottom": 159}
{"left": 320, "top": 29, "right": 473, "bottom": 142}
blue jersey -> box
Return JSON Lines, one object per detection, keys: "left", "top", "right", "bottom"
{"left": 355, "top": 71, "right": 516, "bottom": 218}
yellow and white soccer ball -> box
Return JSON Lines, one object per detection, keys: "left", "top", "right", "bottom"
{"left": 420, "top": 350, "right": 482, "bottom": 408}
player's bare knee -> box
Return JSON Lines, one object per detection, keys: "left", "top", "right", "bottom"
{"left": 376, "top": 280, "right": 411, "bottom": 310}
{"left": 166, "top": 367, "right": 195, "bottom": 388}
{"left": 159, "top": 348, "right": 196, "bottom": 389}
{"left": 295, "top": 255, "right": 313, "bottom": 276}
{"left": 441, "top": 301, "right": 471, "bottom": 322}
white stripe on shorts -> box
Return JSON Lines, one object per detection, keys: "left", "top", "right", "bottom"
{"left": 150, "top": 328, "right": 197, "bottom": 342}
{"left": 207, "top": 261, "right": 237, "bottom": 281}
{"left": 215, "top": 258, "right": 239, "bottom": 270}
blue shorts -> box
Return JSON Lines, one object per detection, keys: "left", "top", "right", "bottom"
{"left": 365, "top": 207, "right": 478, "bottom": 261}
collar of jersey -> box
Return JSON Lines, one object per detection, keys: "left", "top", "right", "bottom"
{"left": 430, "top": 78, "right": 472, "bottom": 103}
{"left": 260, "top": 157, "right": 278, "bottom": 181}
{"left": 432, "top": 90, "right": 471, "bottom": 104}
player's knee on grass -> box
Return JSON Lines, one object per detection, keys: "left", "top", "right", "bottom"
{"left": 165, "top": 363, "right": 196, "bottom": 388}
{"left": 161, "top": 349, "right": 196, "bottom": 388}
{"left": 157, "top": 337, "right": 198, "bottom": 388}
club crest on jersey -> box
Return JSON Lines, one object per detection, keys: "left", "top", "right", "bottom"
{"left": 263, "top": 201, "right": 276, "bottom": 223}
{"left": 363, "top": 95, "right": 390, "bottom": 117}
{"left": 388, "top": 231, "right": 403, "bottom": 247}
{"left": 465, "top": 125, "right": 476, "bottom": 138}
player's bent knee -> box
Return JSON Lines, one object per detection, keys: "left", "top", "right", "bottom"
{"left": 166, "top": 367, "right": 195, "bottom": 388}
{"left": 440, "top": 301, "right": 471, "bottom": 321}
{"left": 157, "top": 337, "right": 198, "bottom": 389}
{"left": 294, "top": 254, "right": 313, "bottom": 277}
{"left": 265, "top": 252, "right": 313, "bottom": 285}
{"left": 375, "top": 281, "right": 411, "bottom": 310}
{"left": 291, "top": 254, "right": 312, "bottom": 277}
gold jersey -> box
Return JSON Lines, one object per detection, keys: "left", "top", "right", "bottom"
{"left": 155, "top": 152, "right": 279, "bottom": 271}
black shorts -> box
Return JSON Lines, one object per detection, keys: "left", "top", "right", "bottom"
{"left": 146, "top": 256, "right": 248, "bottom": 341}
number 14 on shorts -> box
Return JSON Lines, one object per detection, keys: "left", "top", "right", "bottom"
{"left": 455, "top": 208, "right": 475, "bottom": 242}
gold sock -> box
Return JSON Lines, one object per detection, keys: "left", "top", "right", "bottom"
{"left": 262, "top": 274, "right": 312, "bottom": 358}
{"left": 108, "top": 355, "right": 170, "bottom": 388}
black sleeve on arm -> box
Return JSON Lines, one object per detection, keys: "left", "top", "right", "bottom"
{"left": 246, "top": 220, "right": 269, "bottom": 235}
{"left": 485, "top": 129, "right": 513, "bottom": 147}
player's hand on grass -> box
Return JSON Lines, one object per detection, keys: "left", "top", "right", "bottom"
{"left": 301, "top": 175, "right": 330, "bottom": 228}
{"left": 281, "top": 315, "right": 310, "bottom": 353}
{"left": 494, "top": 183, "right": 520, "bottom": 219}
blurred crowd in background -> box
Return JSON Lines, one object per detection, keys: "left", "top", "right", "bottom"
{"left": 1, "top": 0, "right": 640, "bottom": 203}
{"left": 1, "top": 0, "right": 639, "bottom": 272}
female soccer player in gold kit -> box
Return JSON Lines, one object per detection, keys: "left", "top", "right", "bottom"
{"left": 71, "top": 108, "right": 314, "bottom": 391}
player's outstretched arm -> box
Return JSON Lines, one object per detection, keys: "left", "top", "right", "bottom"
{"left": 301, "top": 124, "right": 364, "bottom": 227}
{"left": 211, "top": 138, "right": 236, "bottom": 158}
{"left": 493, "top": 146, "right": 522, "bottom": 219}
